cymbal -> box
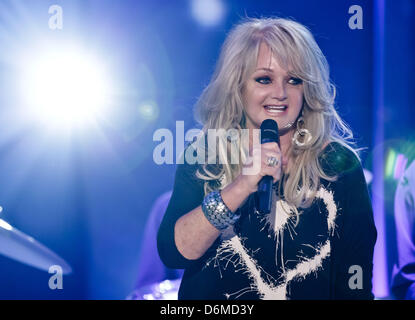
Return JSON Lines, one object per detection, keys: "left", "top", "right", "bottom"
{"left": 0, "top": 218, "right": 72, "bottom": 274}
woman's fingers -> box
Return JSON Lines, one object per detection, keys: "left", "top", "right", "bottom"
{"left": 262, "top": 150, "right": 282, "bottom": 183}
{"left": 242, "top": 141, "right": 284, "bottom": 191}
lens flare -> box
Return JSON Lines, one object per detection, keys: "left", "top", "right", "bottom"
{"left": 21, "top": 48, "right": 111, "bottom": 128}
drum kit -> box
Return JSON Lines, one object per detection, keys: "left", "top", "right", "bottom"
{"left": 1, "top": 207, "right": 180, "bottom": 300}
{"left": 0, "top": 208, "right": 72, "bottom": 275}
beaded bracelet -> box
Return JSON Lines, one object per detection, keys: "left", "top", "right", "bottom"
{"left": 201, "top": 190, "right": 241, "bottom": 230}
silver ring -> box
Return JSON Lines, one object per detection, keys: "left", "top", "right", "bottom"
{"left": 266, "top": 156, "right": 279, "bottom": 167}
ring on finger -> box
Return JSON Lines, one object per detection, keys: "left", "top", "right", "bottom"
{"left": 266, "top": 156, "right": 279, "bottom": 167}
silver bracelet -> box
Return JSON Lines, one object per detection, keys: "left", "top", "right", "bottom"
{"left": 201, "top": 190, "right": 240, "bottom": 230}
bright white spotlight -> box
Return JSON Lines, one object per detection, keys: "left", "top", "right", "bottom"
{"left": 21, "top": 48, "right": 111, "bottom": 128}
{"left": 191, "top": 0, "right": 225, "bottom": 27}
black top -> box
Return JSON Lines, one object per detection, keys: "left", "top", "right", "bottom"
{"left": 157, "top": 142, "right": 377, "bottom": 300}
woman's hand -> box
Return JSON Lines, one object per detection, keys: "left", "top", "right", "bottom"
{"left": 238, "top": 142, "right": 285, "bottom": 194}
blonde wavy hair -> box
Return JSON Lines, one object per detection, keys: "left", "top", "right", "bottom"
{"left": 191, "top": 17, "right": 358, "bottom": 210}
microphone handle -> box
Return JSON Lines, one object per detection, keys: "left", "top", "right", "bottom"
{"left": 257, "top": 138, "right": 279, "bottom": 214}
{"left": 257, "top": 176, "right": 273, "bottom": 214}
{"left": 258, "top": 119, "right": 280, "bottom": 214}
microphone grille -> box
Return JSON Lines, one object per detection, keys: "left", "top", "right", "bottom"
{"left": 260, "top": 119, "right": 279, "bottom": 144}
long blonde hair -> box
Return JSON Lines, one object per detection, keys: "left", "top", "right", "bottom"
{"left": 192, "top": 17, "right": 358, "bottom": 209}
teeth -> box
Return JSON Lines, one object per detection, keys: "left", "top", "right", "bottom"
{"left": 265, "top": 105, "right": 287, "bottom": 110}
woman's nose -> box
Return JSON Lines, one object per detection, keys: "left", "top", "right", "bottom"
{"left": 272, "top": 81, "right": 287, "bottom": 101}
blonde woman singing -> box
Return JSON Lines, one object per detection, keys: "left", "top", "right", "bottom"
{"left": 157, "top": 17, "right": 377, "bottom": 300}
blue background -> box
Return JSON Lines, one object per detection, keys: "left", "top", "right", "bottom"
{"left": 0, "top": 0, "right": 413, "bottom": 299}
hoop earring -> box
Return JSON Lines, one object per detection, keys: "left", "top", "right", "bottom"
{"left": 292, "top": 117, "right": 312, "bottom": 147}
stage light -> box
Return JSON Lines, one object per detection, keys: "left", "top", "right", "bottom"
{"left": 191, "top": 0, "right": 225, "bottom": 27}
{"left": 137, "top": 100, "right": 159, "bottom": 122}
{"left": 20, "top": 47, "right": 111, "bottom": 129}
{"left": 385, "top": 149, "right": 396, "bottom": 178}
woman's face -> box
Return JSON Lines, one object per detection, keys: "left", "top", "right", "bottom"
{"left": 242, "top": 42, "right": 304, "bottom": 134}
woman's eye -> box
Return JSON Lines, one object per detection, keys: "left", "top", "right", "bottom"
{"left": 288, "top": 77, "right": 303, "bottom": 85}
{"left": 255, "top": 76, "right": 272, "bottom": 84}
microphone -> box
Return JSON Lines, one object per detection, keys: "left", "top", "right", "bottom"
{"left": 257, "top": 119, "right": 280, "bottom": 214}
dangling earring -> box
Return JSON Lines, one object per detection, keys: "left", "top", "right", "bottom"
{"left": 292, "top": 115, "right": 312, "bottom": 147}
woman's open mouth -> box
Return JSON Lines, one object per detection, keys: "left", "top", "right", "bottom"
{"left": 264, "top": 105, "right": 288, "bottom": 115}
